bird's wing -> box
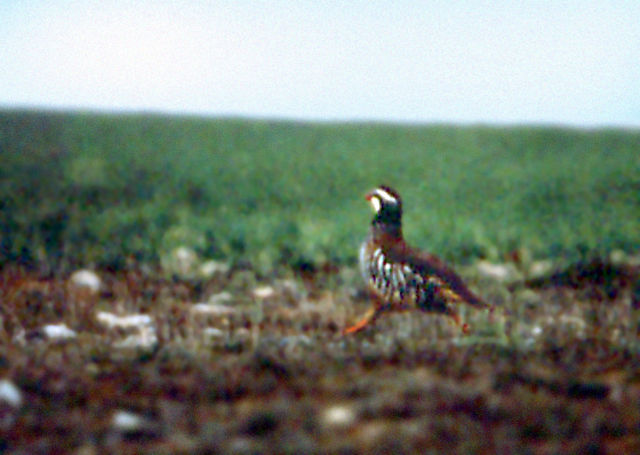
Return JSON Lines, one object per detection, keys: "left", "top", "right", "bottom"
{"left": 386, "top": 243, "right": 489, "bottom": 308}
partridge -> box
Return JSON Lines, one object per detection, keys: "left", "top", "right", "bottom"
{"left": 345, "top": 185, "right": 491, "bottom": 334}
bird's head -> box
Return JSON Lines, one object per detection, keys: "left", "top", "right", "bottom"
{"left": 366, "top": 185, "right": 403, "bottom": 226}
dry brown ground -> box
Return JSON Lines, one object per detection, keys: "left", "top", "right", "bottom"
{"left": 0, "top": 261, "right": 639, "bottom": 454}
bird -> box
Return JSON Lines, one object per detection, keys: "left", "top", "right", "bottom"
{"left": 344, "top": 185, "right": 491, "bottom": 334}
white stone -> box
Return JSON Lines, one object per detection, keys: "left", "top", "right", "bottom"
{"left": 175, "top": 246, "right": 195, "bottom": 262}
{"left": 69, "top": 269, "right": 102, "bottom": 293}
{"left": 609, "top": 250, "right": 626, "bottom": 264}
{"left": 0, "top": 379, "right": 22, "bottom": 407}
{"left": 208, "top": 291, "right": 233, "bottom": 304}
{"left": 252, "top": 286, "right": 275, "bottom": 299}
{"left": 161, "top": 246, "right": 200, "bottom": 278}
{"left": 199, "top": 260, "right": 230, "bottom": 278}
{"left": 42, "top": 323, "right": 77, "bottom": 340}
{"left": 112, "top": 410, "right": 144, "bottom": 431}
{"left": 96, "top": 312, "right": 153, "bottom": 329}
{"left": 529, "top": 260, "right": 554, "bottom": 278}
{"left": 113, "top": 326, "right": 158, "bottom": 350}
{"left": 322, "top": 405, "right": 355, "bottom": 427}
{"left": 174, "top": 246, "right": 198, "bottom": 274}
{"left": 190, "top": 303, "right": 236, "bottom": 316}
{"left": 476, "top": 261, "right": 517, "bottom": 281}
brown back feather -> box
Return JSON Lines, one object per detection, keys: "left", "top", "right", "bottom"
{"left": 386, "top": 242, "right": 488, "bottom": 308}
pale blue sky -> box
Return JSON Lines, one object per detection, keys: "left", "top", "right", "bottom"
{"left": 2, "top": 1, "right": 639, "bottom": 126}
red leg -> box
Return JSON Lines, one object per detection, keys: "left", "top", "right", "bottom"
{"left": 343, "top": 307, "right": 380, "bottom": 335}
{"left": 446, "top": 308, "right": 470, "bottom": 335}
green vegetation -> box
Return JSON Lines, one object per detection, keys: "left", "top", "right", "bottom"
{"left": 1, "top": 109, "right": 638, "bottom": 271}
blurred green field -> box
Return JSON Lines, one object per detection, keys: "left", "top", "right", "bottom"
{"left": 1, "top": 109, "right": 638, "bottom": 272}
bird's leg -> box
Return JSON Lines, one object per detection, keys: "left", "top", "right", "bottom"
{"left": 343, "top": 301, "right": 391, "bottom": 335}
{"left": 343, "top": 307, "right": 378, "bottom": 334}
{"left": 445, "top": 307, "right": 470, "bottom": 335}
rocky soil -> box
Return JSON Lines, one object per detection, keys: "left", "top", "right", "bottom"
{"left": 1, "top": 258, "right": 639, "bottom": 454}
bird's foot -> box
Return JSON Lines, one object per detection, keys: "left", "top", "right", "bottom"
{"left": 343, "top": 323, "right": 367, "bottom": 335}
{"left": 449, "top": 313, "right": 471, "bottom": 335}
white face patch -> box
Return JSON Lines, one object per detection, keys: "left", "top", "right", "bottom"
{"left": 369, "top": 196, "right": 381, "bottom": 213}
{"left": 374, "top": 188, "right": 397, "bottom": 205}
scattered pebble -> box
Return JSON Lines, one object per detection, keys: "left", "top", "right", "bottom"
{"left": 191, "top": 303, "right": 236, "bottom": 316}
{"left": 609, "top": 250, "right": 627, "bottom": 264}
{"left": 112, "top": 410, "right": 144, "bottom": 431}
{"left": 112, "top": 326, "right": 158, "bottom": 350}
{"left": 96, "top": 312, "right": 157, "bottom": 350}
{"left": 161, "top": 246, "right": 199, "bottom": 278}
{"left": 208, "top": 291, "right": 233, "bottom": 304}
{"left": 69, "top": 269, "right": 102, "bottom": 293}
{"left": 528, "top": 260, "right": 554, "bottom": 278}
{"left": 200, "top": 260, "right": 230, "bottom": 278}
{"left": 252, "top": 286, "right": 275, "bottom": 299}
{"left": 476, "top": 261, "right": 518, "bottom": 281}
{"left": 42, "top": 323, "right": 77, "bottom": 340}
{"left": 174, "top": 246, "right": 197, "bottom": 267}
{"left": 520, "top": 325, "right": 544, "bottom": 348}
{"left": 0, "top": 379, "right": 23, "bottom": 407}
{"left": 96, "top": 312, "right": 153, "bottom": 329}
{"left": 321, "top": 405, "right": 356, "bottom": 428}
